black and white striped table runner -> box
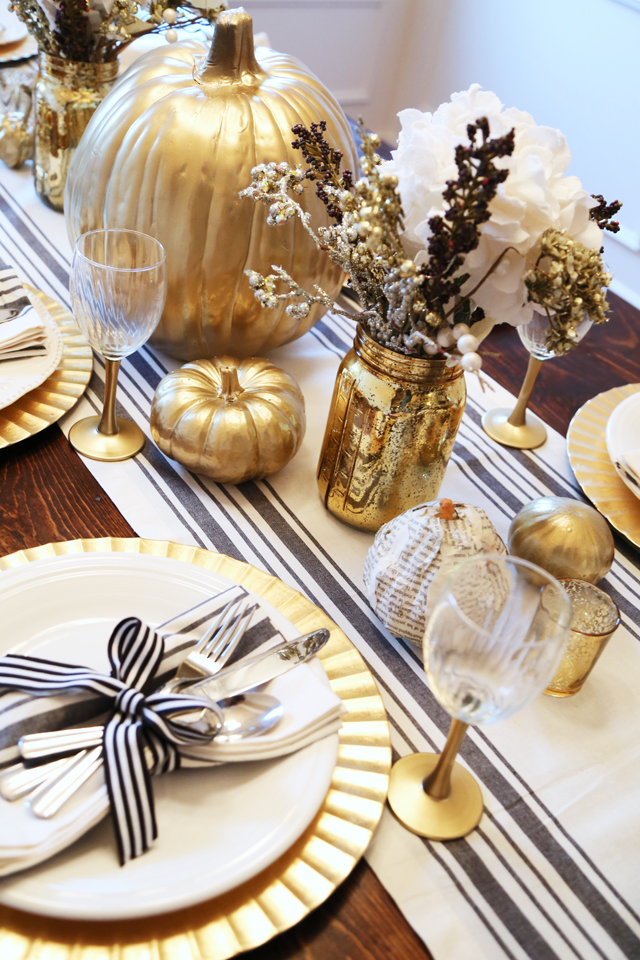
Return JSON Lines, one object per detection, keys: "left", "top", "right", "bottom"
{"left": 0, "top": 165, "right": 638, "bottom": 960}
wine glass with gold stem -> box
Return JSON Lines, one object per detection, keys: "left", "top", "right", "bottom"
{"left": 387, "top": 555, "right": 572, "bottom": 840}
{"left": 69, "top": 229, "right": 167, "bottom": 462}
{"left": 481, "top": 311, "right": 593, "bottom": 450}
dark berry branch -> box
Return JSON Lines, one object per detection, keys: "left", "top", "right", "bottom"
{"left": 291, "top": 120, "right": 353, "bottom": 222}
{"left": 421, "top": 118, "right": 515, "bottom": 312}
{"left": 590, "top": 194, "right": 622, "bottom": 234}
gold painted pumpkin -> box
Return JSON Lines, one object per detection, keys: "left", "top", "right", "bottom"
{"left": 508, "top": 496, "right": 614, "bottom": 584}
{"left": 150, "top": 358, "right": 306, "bottom": 483}
{"left": 64, "top": 8, "right": 357, "bottom": 360}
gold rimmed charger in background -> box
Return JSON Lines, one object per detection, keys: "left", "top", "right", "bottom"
{"left": 0, "top": 7, "right": 36, "bottom": 61}
{"left": 567, "top": 383, "right": 640, "bottom": 549}
{"left": 0, "top": 537, "right": 391, "bottom": 960}
{"left": 0, "top": 287, "right": 92, "bottom": 449}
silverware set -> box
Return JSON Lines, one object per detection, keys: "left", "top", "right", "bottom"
{"left": 0, "top": 595, "right": 329, "bottom": 819}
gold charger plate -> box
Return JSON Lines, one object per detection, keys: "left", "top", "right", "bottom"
{"left": 0, "top": 286, "right": 93, "bottom": 449}
{"left": 567, "top": 382, "right": 640, "bottom": 548}
{"left": 0, "top": 537, "right": 391, "bottom": 959}
{"left": 0, "top": 35, "right": 36, "bottom": 62}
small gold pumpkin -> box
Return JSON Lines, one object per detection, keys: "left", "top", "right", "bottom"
{"left": 508, "top": 496, "right": 614, "bottom": 584}
{"left": 150, "top": 358, "right": 306, "bottom": 484}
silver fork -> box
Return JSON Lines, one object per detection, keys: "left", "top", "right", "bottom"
{"left": 2, "top": 596, "right": 255, "bottom": 811}
{"left": 163, "top": 595, "right": 256, "bottom": 691}
{"left": 17, "top": 594, "right": 255, "bottom": 765}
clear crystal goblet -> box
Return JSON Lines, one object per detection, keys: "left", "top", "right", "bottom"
{"left": 387, "top": 554, "right": 572, "bottom": 840}
{"left": 68, "top": 229, "right": 167, "bottom": 462}
{"left": 481, "top": 311, "right": 593, "bottom": 450}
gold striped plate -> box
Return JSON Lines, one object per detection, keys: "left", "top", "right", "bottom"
{"left": 0, "top": 287, "right": 93, "bottom": 449}
{"left": 0, "top": 537, "right": 391, "bottom": 960}
{"left": 567, "top": 383, "right": 640, "bottom": 548}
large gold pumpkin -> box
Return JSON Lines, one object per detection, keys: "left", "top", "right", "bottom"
{"left": 150, "top": 357, "right": 306, "bottom": 483}
{"left": 64, "top": 8, "right": 357, "bottom": 360}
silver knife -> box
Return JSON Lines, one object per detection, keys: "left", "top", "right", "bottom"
{"left": 19, "top": 628, "right": 331, "bottom": 762}
{"left": 180, "top": 627, "right": 330, "bottom": 699}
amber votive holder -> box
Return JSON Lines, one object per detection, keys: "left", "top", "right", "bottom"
{"left": 545, "top": 578, "right": 621, "bottom": 698}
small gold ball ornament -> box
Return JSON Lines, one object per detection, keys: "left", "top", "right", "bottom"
{"left": 508, "top": 496, "right": 614, "bottom": 584}
{"left": 150, "top": 358, "right": 306, "bottom": 484}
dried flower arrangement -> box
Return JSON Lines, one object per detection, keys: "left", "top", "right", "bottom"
{"left": 241, "top": 86, "right": 621, "bottom": 371}
{"left": 8, "top": 0, "right": 226, "bottom": 61}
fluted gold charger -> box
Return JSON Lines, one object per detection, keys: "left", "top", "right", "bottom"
{"left": 0, "top": 537, "right": 391, "bottom": 960}
{"left": 0, "top": 287, "right": 93, "bottom": 449}
{"left": 567, "top": 383, "right": 640, "bottom": 548}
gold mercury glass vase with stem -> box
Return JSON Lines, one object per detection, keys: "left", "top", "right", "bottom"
{"left": 317, "top": 324, "right": 466, "bottom": 533}
{"left": 34, "top": 52, "right": 119, "bottom": 211}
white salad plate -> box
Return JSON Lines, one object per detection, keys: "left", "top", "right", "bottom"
{"left": 0, "top": 552, "right": 339, "bottom": 920}
{"left": 0, "top": 292, "right": 64, "bottom": 411}
{"left": 605, "top": 390, "right": 640, "bottom": 501}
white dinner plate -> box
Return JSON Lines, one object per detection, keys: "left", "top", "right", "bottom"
{"left": 0, "top": 292, "right": 65, "bottom": 411}
{"left": 605, "top": 391, "right": 640, "bottom": 500}
{"left": 0, "top": 552, "right": 339, "bottom": 920}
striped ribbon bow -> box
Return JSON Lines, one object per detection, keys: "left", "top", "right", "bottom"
{"left": 0, "top": 618, "right": 220, "bottom": 865}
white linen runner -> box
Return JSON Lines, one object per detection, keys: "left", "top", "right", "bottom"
{"left": 0, "top": 163, "right": 639, "bottom": 960}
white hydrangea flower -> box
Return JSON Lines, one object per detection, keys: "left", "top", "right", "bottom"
{"left": 383, "top": 84, "right": 603, "bottom": 327}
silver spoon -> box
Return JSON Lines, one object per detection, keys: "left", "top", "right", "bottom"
{"left": 215, "top": 693, "right": 283, "bottom": 743}
{"left": 22, "top": 693, "right": 283, "bottom": 820}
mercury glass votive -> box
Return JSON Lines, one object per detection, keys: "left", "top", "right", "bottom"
{"left": 545, "top": 578, "right": 621, "bottom": 698}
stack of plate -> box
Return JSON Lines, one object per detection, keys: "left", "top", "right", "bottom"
{"left": 567, "top": 383, "right": 640, "bottom": 549}
{"left": 0, "top": 9, "right": 36, "bottom": 63}
{"left": 0, "top": 540, "right": 390, "bottom": 959}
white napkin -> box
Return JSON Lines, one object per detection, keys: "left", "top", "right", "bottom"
{"left": 0, "top": 659, "right": 344, "bottom": 876}
{"left": 0, "top": 310, "right": 47, "bottom": 359}
{"left": 0, "top": 266, "right": 46, "bottom": 360}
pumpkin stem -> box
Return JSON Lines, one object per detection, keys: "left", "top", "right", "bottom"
{"left": 200, "top": 8, "right": 267, "bottom": 87}
{"left": 219, "top": 363, "right": 244, "bottom": 402}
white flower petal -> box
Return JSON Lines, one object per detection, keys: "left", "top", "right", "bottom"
{"left": 383, "top": 84, "right": 601, "bottom": 326}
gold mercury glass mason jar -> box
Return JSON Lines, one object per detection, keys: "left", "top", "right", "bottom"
{"left": 317, "top": 324, "right": 466, "bottom": 532}
{"left": 34, "top": 53, "right": 119, "bottom": 211}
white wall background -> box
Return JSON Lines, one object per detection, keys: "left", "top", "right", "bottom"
{"left": 240, "top": 0, "right": 640, "bottom": 307}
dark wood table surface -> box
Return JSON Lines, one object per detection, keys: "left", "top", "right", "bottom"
{"left": 1, "top": 293, "right": 637, "bottom": 959}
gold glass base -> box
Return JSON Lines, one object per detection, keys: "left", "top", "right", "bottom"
{"left": 481, "top": 407, "right": 548, "bottom": 450}
{"left": 388, "top": 753, "right": 483, "bottom": 840}
{"left": 69, "top": 415, "right": 145, "bottom": 461}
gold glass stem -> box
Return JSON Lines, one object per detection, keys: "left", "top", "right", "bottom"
{"left": 98, "top": 358, "right": 121, "bottom": 436}
{"left": 507, "top": 355, "right": 543, "bottom": 428}
{"left": 422, "top": 718, "right": 469, "bottom": 800}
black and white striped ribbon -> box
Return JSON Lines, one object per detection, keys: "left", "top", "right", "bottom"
{"left": 0, "top": 618, "right": 220, "bottom": 865}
